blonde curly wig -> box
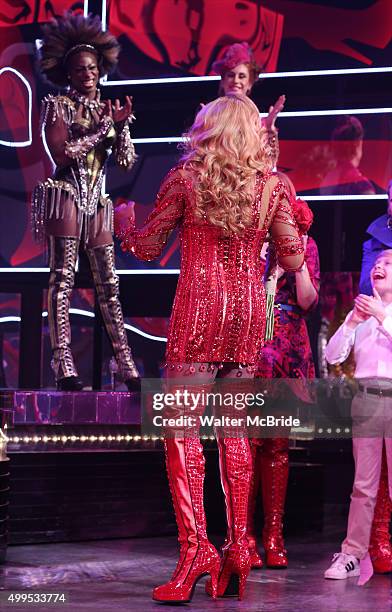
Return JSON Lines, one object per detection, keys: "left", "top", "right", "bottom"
{"left": 40, "top": 12, "right": 120, "bottom": 87}
{"left": 181, "top": 95, "right": 268, "bottom": 233}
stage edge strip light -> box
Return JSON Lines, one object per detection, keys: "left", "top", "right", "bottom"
{"left": 5, "top": 434, "right": 215, "bottom": 444}
{"left": 4, "top": 428, "right": 348, "bottom": 445}
{"left": 0, "top": 311, "right": 168, "bottom": 342}
{"left": 0, "top": 67, "right": 32, "bottom": 147}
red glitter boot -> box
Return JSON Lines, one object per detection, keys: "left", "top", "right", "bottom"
{"left": 152, "top": 438, "right": 220, "bottom": 603}
{"left": 247, "top": 441, "right": 263, "bottom": 569}
{"left": 261, "top": 437, "right": 289, "bottom": 568}
{"left": 206, "top": 436, "right": 252, "bottom": 599}
{"left": 369, "top": 446, "right": 392, "bottom": 574}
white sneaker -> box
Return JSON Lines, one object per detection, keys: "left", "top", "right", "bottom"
{"left": 324, "top": 552, "right": 360, "bottom": 579}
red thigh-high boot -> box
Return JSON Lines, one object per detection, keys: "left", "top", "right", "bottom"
{"left": 261, "top": 437, "right": 289, "bottom": 568}
{"left": 206, "top": 435, "right": 252, "bottom": 600}
{"left": 153, "top": 376, "right": 220, "bottom": 603}
{"left": 247, "top": 441, "right": 263, "bottom": 568}
{"left": 369, "top": 444, "right": 392, "bottom": 573}
{"left": 152, "top": 437, "right": 220, "bottom": 602}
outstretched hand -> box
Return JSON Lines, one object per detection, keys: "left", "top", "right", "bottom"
{"left": 114, "top": 201, "right": 135, "bottom": 238}
{"left": 261, "top": 94, "right": 286, "bottom": 133}
{"left": 111, "top": 96, "right": 133, "bottom": 124}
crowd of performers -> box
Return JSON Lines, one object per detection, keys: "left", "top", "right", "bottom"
{"left": 31, "top": 12, "right": 391, "bottom": 603}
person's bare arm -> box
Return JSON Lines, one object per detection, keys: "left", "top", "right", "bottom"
{"left": 295, "top": 236, "right": 319, "bottom": 311}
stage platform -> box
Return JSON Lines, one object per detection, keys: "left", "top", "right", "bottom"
{"left": 1, "top": 532, "right": 390, "bottom": 612}
{"left": 1, "top": 389, "right": 142, "bottom": 452}
{"left": 0, "top": 390, "right": 354, "bottom": 554}
{"left": 2, "top": 390, "right": 140, "bottom": 426}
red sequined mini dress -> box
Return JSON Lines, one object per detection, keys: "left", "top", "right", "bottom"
{"left": 120, "top": 167, "right": 303, "bottom": 366}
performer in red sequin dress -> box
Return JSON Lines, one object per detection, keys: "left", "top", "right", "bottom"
{"left": 247, "top": 176, "right": 320, "bottom": 569}
{"left": 116, "top": 95, "right": 304, "bottom": 603}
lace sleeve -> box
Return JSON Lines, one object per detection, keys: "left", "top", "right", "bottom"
{"left": 261, "top": 175, "right": 304, "bottom": 272}
{"left": 117, "top": 167, "right": 187, "bottom": 261}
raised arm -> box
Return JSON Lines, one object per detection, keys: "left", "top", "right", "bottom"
{"left": 260, "top": 95, "right": 285, "bottom": 170}
{"left": 115, "top": 167, "right": 188, "bottom": 261}
{"left": 262, "top": 175, "right": 304, "bottom": 272}
{"left": 261, "top": 127, "right": 279, "bottom": 170}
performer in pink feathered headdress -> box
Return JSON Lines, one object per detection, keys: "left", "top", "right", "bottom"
{"left": 212, "top": 42, "right": 260, "bottom": 93}
{"left": 212, "top": 41, "right": 285, "bottom": 171}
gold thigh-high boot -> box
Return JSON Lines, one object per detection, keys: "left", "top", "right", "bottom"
{"left": 86, "top": 243, "right": 140, "bottom": 390}
{"left": 48, "top": 235, "right": 83, "bottom": 390}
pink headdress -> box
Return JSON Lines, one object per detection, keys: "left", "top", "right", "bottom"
{"left": 212, "top": 42, "right": 257, "bottom": 76}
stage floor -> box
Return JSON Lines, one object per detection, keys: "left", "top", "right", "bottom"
{"left": 0, "top": 532, "right": 390, "bottom": 611}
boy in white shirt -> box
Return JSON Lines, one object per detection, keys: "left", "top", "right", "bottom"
{"left": 324, "top": 249, "right": 392, "bottom": 582}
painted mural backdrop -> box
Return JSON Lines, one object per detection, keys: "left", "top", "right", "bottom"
{"left": 107, "top": 0, "right": 392, "bottom": 78}
{"left": 0, "top": 0, "right": 391, "bottom": 270}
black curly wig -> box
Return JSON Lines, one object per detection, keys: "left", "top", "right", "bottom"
{"left": 40, "top": 12, "right": 120, "bottom": 87}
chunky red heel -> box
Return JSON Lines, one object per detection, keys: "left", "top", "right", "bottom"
{"left": 206, "top": 436, "right": 252, "bottom": 599}
{"left": 209, "top": 543, "right": 251, "bottom": 599}
{"left": 152, "top": 547, "right": 220, "bottom": 603}
{"left": 208, "top": 559, "right": 220, "bottom": 600}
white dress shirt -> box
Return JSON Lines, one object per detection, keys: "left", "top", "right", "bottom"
{"left": 325, "top": 303, "right": 392, "bottom": 379}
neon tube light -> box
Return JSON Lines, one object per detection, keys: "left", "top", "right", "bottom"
{"left": 0, "top": 68, "right": 32, "bottom": 148}
{"left": 0, "top": 311, "right": 167, "bottom": 342}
